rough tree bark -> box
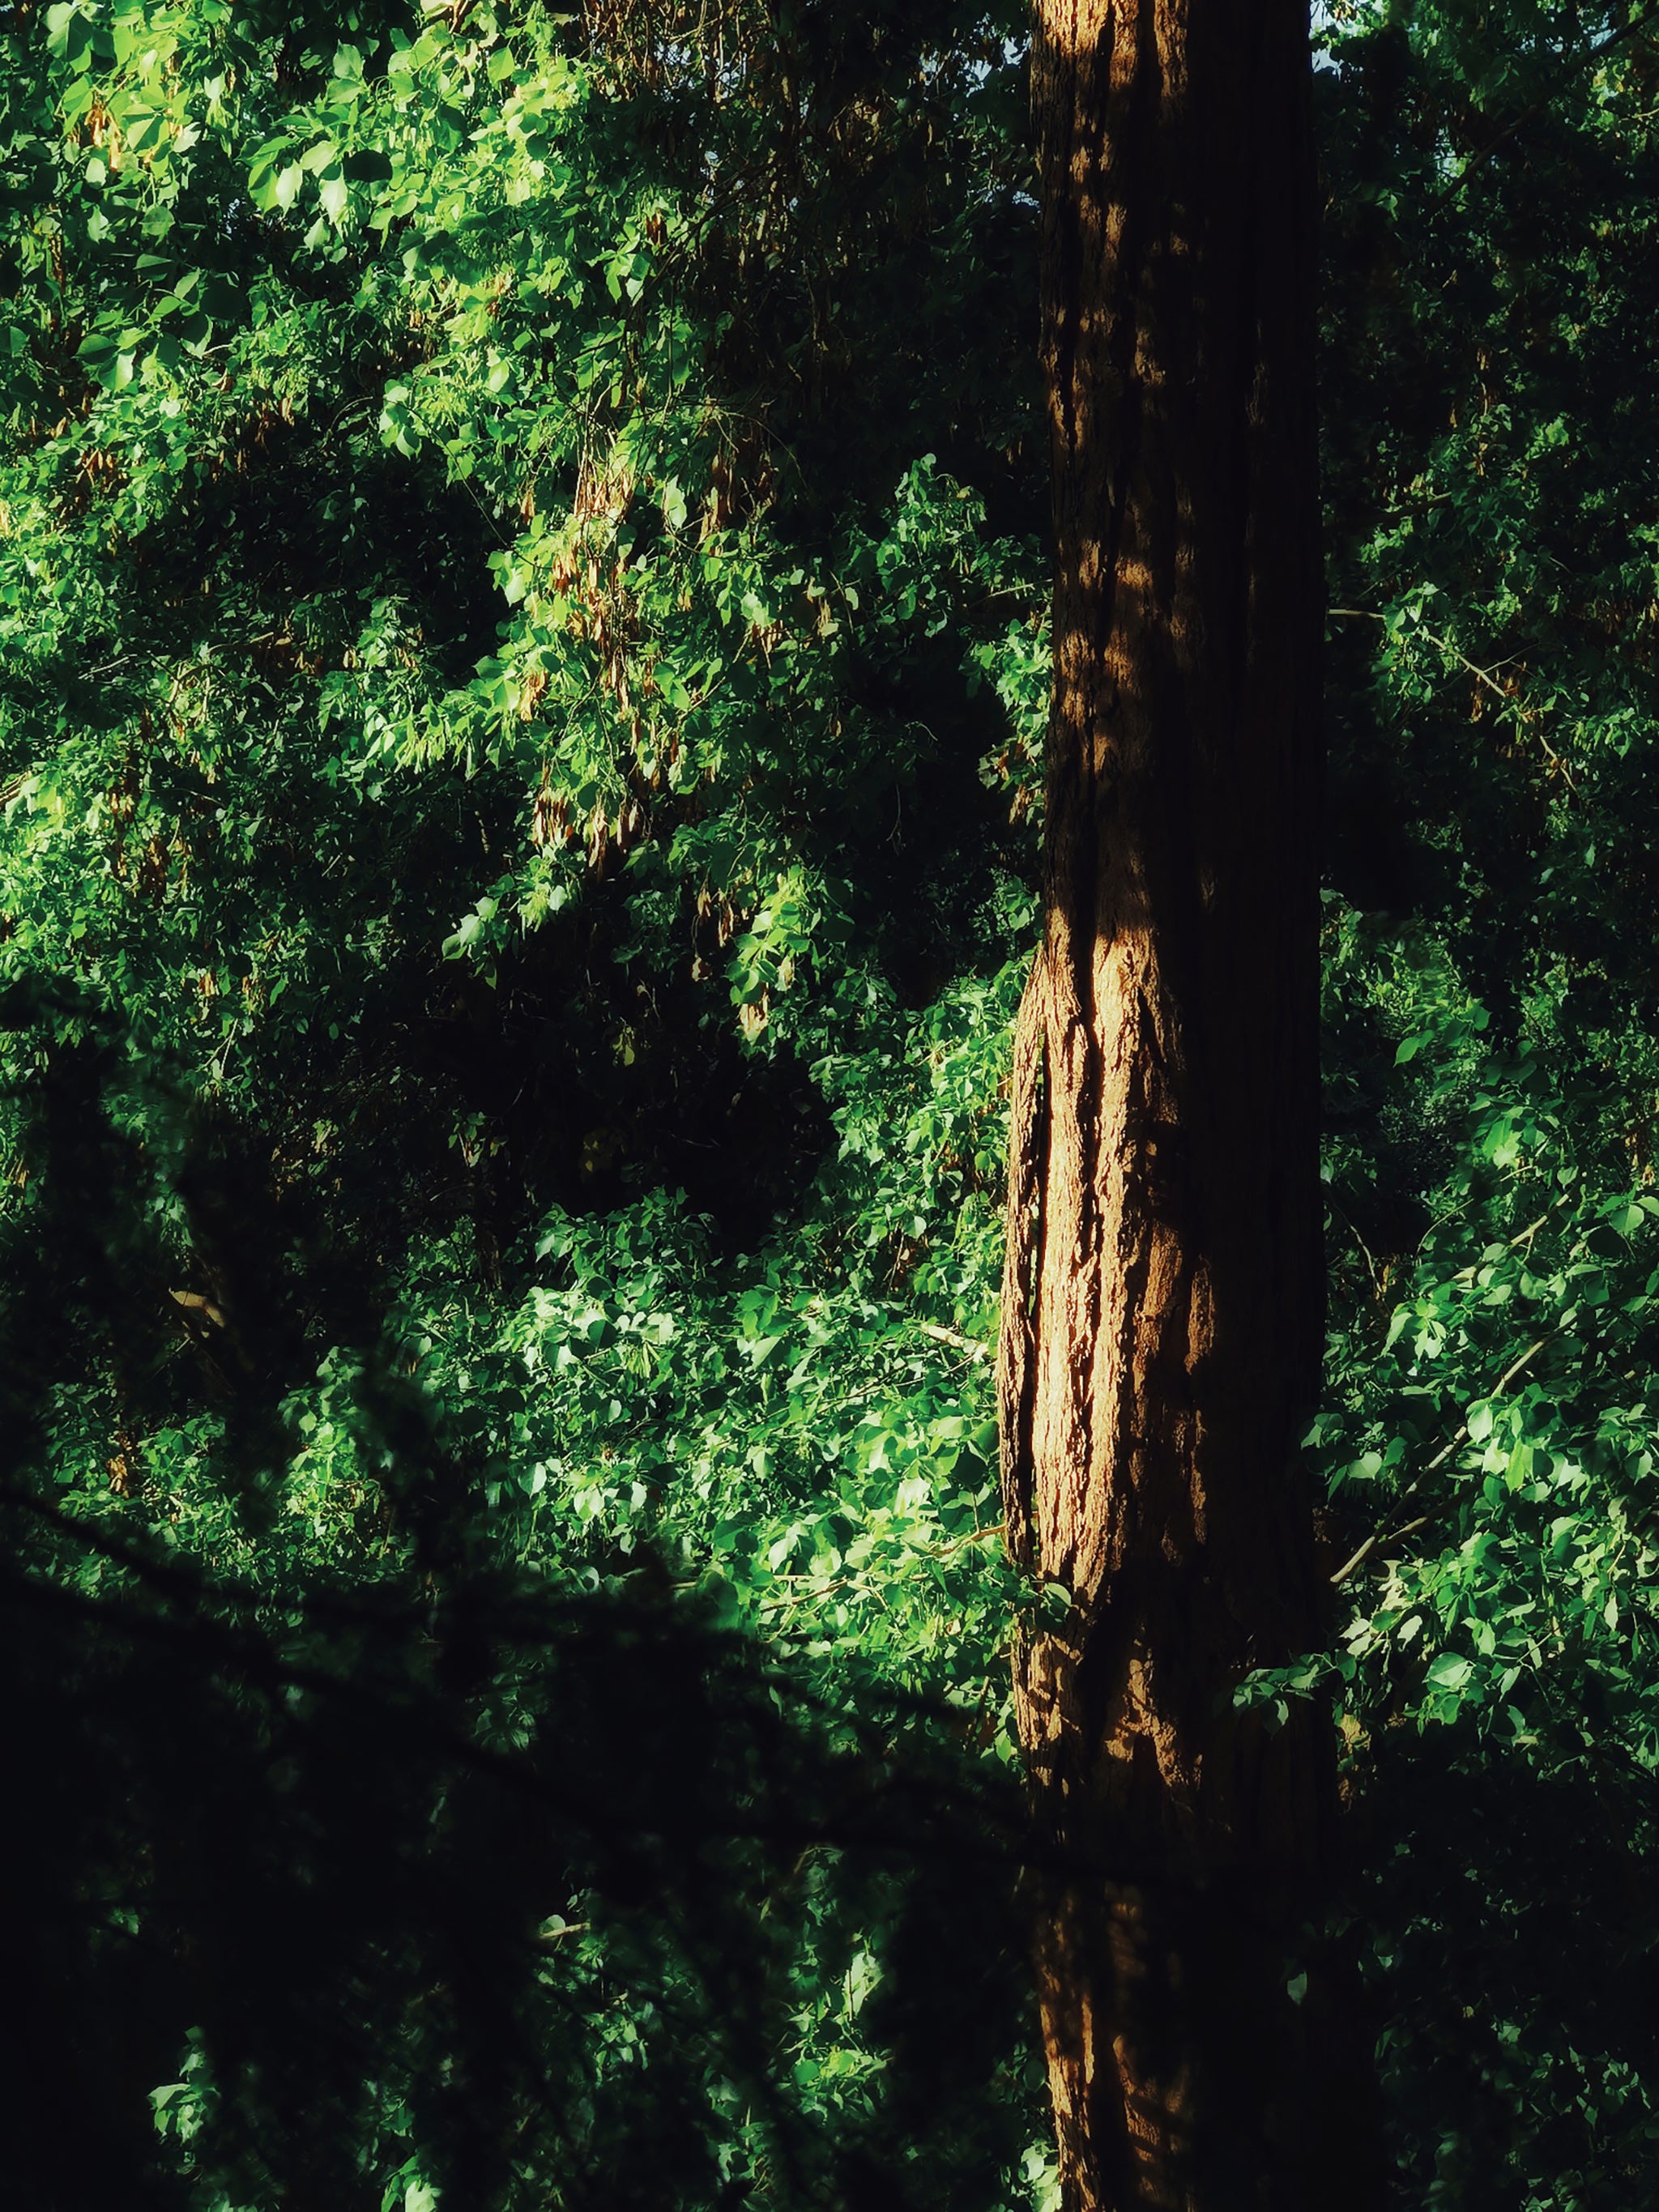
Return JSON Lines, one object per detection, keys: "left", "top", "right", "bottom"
{"left": 998, "top": 3, "right": 1370, "bottom": 2206}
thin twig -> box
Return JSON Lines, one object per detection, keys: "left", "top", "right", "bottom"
{"left": 918, "top": 1319, "right": 989, "bottom": 1361}
{"left": 1328, "top": 607, "right": 1570, "bottom": 775}
{"left": 1330, "top": 1329, "right": 1559, "bottom": 1588}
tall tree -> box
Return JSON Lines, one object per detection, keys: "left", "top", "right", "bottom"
{"left": 998, "top": 2, "right": 1363, "bottom": 2202}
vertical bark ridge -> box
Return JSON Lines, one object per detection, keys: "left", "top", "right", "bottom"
{"left": 1000, "top": 991, "right": 1049, "bottom": 1573}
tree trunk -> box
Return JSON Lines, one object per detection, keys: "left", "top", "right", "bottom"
{"left": 999, "top": 3, "right": 1370, "bottom": 2205}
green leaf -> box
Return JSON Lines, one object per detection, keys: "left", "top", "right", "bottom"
{"left": 46, "top": 2, "right": 93, "bottom": 66}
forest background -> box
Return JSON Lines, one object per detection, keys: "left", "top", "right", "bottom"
{"left": 2, "top": 0, "right": 1658, "bottom": 2206}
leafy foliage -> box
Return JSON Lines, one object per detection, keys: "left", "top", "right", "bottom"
{"left": 1301, "top": 3, "right": 1659, "bottom": 2199}
{"left": 0, "top": 0, "right": 1052, "bottom": 2206}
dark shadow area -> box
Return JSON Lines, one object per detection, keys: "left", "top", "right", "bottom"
{"left": 0, "top": 995, "right": 1033, "bottom": 2212}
